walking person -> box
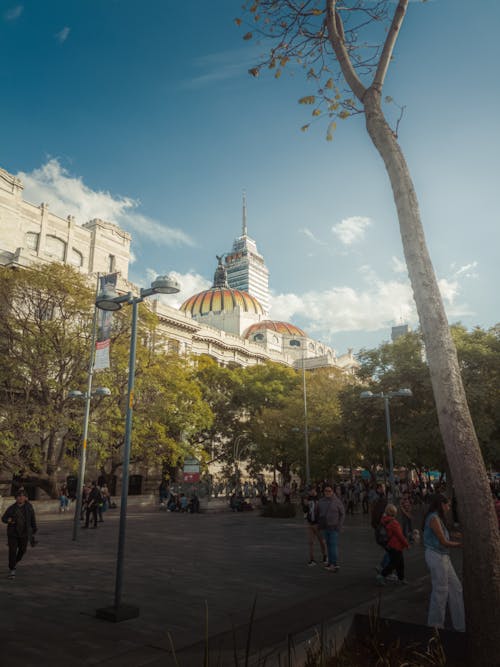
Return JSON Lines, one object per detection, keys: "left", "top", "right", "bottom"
{"left": 83, "top": 482, "right": 101, "bottom": 528}
{"left": 371, "top": 483, "right": 390, "bottom": 571}
{"left": 304, "top": 488, "right": 327, "bottom": 566}
{"left": 59, "top": 482, "right": 69, "bottom": 513}
{"left": 423, "top": 493, "right": 465, "bottom": 632}
{"left": 376, "top": 504, "right": 409, "bottom": 585}
{"left": 318, "top": 485, "right": 345, "bottom": 572}
{"left": 2, "top": 488, "right": 37, "bottom": 579}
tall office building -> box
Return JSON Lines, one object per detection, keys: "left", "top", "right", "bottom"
{"left": 224, "top": 193, "right": 270, "bottom": 314}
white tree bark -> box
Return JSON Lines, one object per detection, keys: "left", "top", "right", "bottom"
{"left": 325, "top": 0, "right": 500, "bottom": 662}
{"left": 363, "top": 89, "right": 500, "bottom": 663}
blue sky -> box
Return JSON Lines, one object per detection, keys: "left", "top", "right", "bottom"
{"left": 1, "top": 0, "right": 499, "bottom": 354}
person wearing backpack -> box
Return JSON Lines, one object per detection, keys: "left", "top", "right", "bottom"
{"left": 376, "top": 504, "right": 409, "bottom": 585}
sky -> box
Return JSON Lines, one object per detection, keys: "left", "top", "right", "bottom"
{"left": 1, "top": 0, "right": 499, "bottom": 355}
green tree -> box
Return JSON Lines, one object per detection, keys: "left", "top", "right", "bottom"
{"left": 239, "top": 3, "right": 500, "bottom": 657}
{"left": 0, "top": 264, "right": 93, "bottom": 497}
{"left": 87, "top": 310, "right": 214, "bottom": 483}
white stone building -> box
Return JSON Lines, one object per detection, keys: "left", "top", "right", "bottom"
{"left": 0, "top": 165, "right": 357, "bottom": 373}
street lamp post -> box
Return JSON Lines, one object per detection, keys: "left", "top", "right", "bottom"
{"left": 360, "top": 389, "right": 413, "bottom": 489}
{"left": 290, "top": 339, "right": 311, "bottom": 488}
{"left": 233, "top": 434, "right": 248, "bottom": 493}
{"left": 69, "top": 386, "right": 111, "bottom": 541}
{"left": 95, "top": 275, "right": 180, "bottom": 622}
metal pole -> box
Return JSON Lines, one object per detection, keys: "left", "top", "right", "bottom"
{"left": 302, "top": 352, "right": 310, "bottom": 487}
{"left": 114, "top": 296, "right": 138, "bottom": 611}
{"left": 72, "top": 275, "right": 100, "bottom": 541}
{"left": 384, "top": 395, "right": 395, "bottom": 490}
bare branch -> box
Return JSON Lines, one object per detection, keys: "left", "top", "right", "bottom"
{"left": 372, "top": 0, "right": 409, "bottom": 91}
{"left": 325, "top": 0, "right": 366, "bottom": 102}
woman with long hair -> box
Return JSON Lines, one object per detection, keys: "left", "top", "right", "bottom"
{"left": 423, "top": 493, "right": 465, "bottom": 631}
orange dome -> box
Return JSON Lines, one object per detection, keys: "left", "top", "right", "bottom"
{"left": 243, "top": 320, "right": 306, "bottom": 338}
{"left": 181, "top": 288, "right": 264, "bottom": 317}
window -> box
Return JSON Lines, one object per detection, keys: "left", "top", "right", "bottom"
{"left": 45, "top": 235, "right": 66, "bottom": 261}
{"left": 25, "top": 231, "right": 39, "bottom": 251}
{"left": 108, "top": 254, "right": 116, "bottom": 272}
{"left": 70, "top": 248, "right": 83, "bottom": 267}
{"left": 254, "top": 333, "right": 264, "bottom": 341}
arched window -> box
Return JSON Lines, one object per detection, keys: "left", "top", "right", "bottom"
{"left": 25, "top": 231, "right": 39, "bottom": 251}
{"left": 45, "top": 235, "right": 66, "bottom": 261}
{"left": 70, "top": 248, "right": 83, "bottom": 267}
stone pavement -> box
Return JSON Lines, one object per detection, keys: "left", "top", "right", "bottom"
{"left": 0, "top": 502, "right": 462, "bottom": 666}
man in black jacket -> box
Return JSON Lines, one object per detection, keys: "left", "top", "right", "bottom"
{"left": 2, "top": 488, "right": 37, "bottom": 579}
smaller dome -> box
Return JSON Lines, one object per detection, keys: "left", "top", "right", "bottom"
{"left": 243, "top": 320, "right": 306, "bottom": 339}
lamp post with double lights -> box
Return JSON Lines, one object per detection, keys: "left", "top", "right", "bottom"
{"left": 360, "top": 388, "right": 413, "bottom": 489}
{"left": 69, "top": 386, "right": 111, "bottom": 541}
{"left": 95, "top": 275, "right": 180, "bottom": 622}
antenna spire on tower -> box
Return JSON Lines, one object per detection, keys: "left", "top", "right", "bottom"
{"left": 242, "top": 190, "right": 247, "bottom": 236}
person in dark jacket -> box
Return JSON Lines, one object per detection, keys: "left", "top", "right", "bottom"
{"left": 2, "top": 488, "right": 37, "bottom": 579}
{"left": 83, "top": 482, "right": 101, "bottom": 528}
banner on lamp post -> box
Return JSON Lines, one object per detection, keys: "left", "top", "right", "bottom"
{"left": 94, "top": 273, "right": 118, "bottom": 370}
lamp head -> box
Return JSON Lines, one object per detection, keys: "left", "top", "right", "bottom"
{"left": 96, "top": 285, "right": 122, "bottom": 311}
{"left": 360, "top": 391, "right": 374, "bottom": 399}
{"left": 151, "top": 275, "right": 181, "bottom": 295}
{"left": 396, "top": 388, "right": 413, "bottom": 397}
{"left": 68, "top": 390, "right": 84, "bottom": 399}
{"left": 93, "top": 387, "right": 111, "bottom": 397}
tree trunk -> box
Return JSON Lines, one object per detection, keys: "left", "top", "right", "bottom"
{"left": 364, "top": 86, "right": 500, "bottom": 664}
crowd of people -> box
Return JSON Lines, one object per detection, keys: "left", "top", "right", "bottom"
{"left": 159, "top": 480, "right": 200, "bottom": 513}
{"left": 300, "top": 478, "right": 468, "bottom": 633}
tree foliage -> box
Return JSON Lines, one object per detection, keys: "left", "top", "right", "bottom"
{"left": 0, "top": 264, "right": 93, "bottom": 496}
{"left": 0, "top": 264, "right": 213, "bottom": 496}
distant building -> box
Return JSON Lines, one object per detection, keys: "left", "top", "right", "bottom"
{"left": 224, "top": 193, "right": 270, "bottom": 314}
{"left": 391, "top": 324, "right": 411, "bottom": 342}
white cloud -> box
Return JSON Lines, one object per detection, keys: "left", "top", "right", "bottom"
{"left": 183, "top": 46, "right": 261, "bottom": 89}
{"left": 18, "top": 159, "right": 194, "bottom": 248}
{"left": 332, "top": 216, "right": 372, "bottom": 245}
{"left": 144, "top": 268, "right": 211, "bottom": 309}
{"left": 391, "top": 256, "right": 407, "bottom": 274}
{"left": 300, "top": 228, "right": 327, "bottom": 246}
{"left": 269, "top": 267, "right": 473, "bottom": 341}
{"left": 4, "top": 5, "right": 23, "bottom": 21}
{"left": 452, "top": 261, "right": 478, "bottom": 279}
{"left": 56, "top": 27, "right": 70, "bottom": 43}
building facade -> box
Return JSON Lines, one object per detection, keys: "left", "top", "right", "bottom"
{"left": 0, "top": 165, "right": 357, "bottom": 374}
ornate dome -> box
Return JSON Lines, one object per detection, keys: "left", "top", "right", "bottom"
{"left": 180, "top": 256, "right": 265, "bottom": 317}
{"left": 243, "top": 320, "right": 306, "bottom": 338}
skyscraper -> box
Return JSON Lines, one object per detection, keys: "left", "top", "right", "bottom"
{"left": 224, "top": 193, "right": 270, "bottom": 314}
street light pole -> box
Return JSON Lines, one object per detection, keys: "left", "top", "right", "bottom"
{"left": 233, "top": 434, "right": 247, "bottom": 493}
{"left": 383, "top": 396, "right": 395, "bottom": 489}
{"left": 95, "top": 275, "right": 180, "bottom": 622}
{"left": 72, "top": 275, "right": 99, "bottom": 542}
{"left": 69, "top": 385, "right": 110, "bottom": 541}
{"left": 302, "top": 351, "right": 311, "bottom": 488}
{"left": 360, "top": 388, "right": 412, "bottom": 491}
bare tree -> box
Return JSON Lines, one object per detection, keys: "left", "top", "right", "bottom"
{"left": 239, "top": 1, "right": 500, "bottom": 662}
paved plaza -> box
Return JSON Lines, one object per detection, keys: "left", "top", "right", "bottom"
{"left": 0, "top": 502, "right": 460, "bottom": 666}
